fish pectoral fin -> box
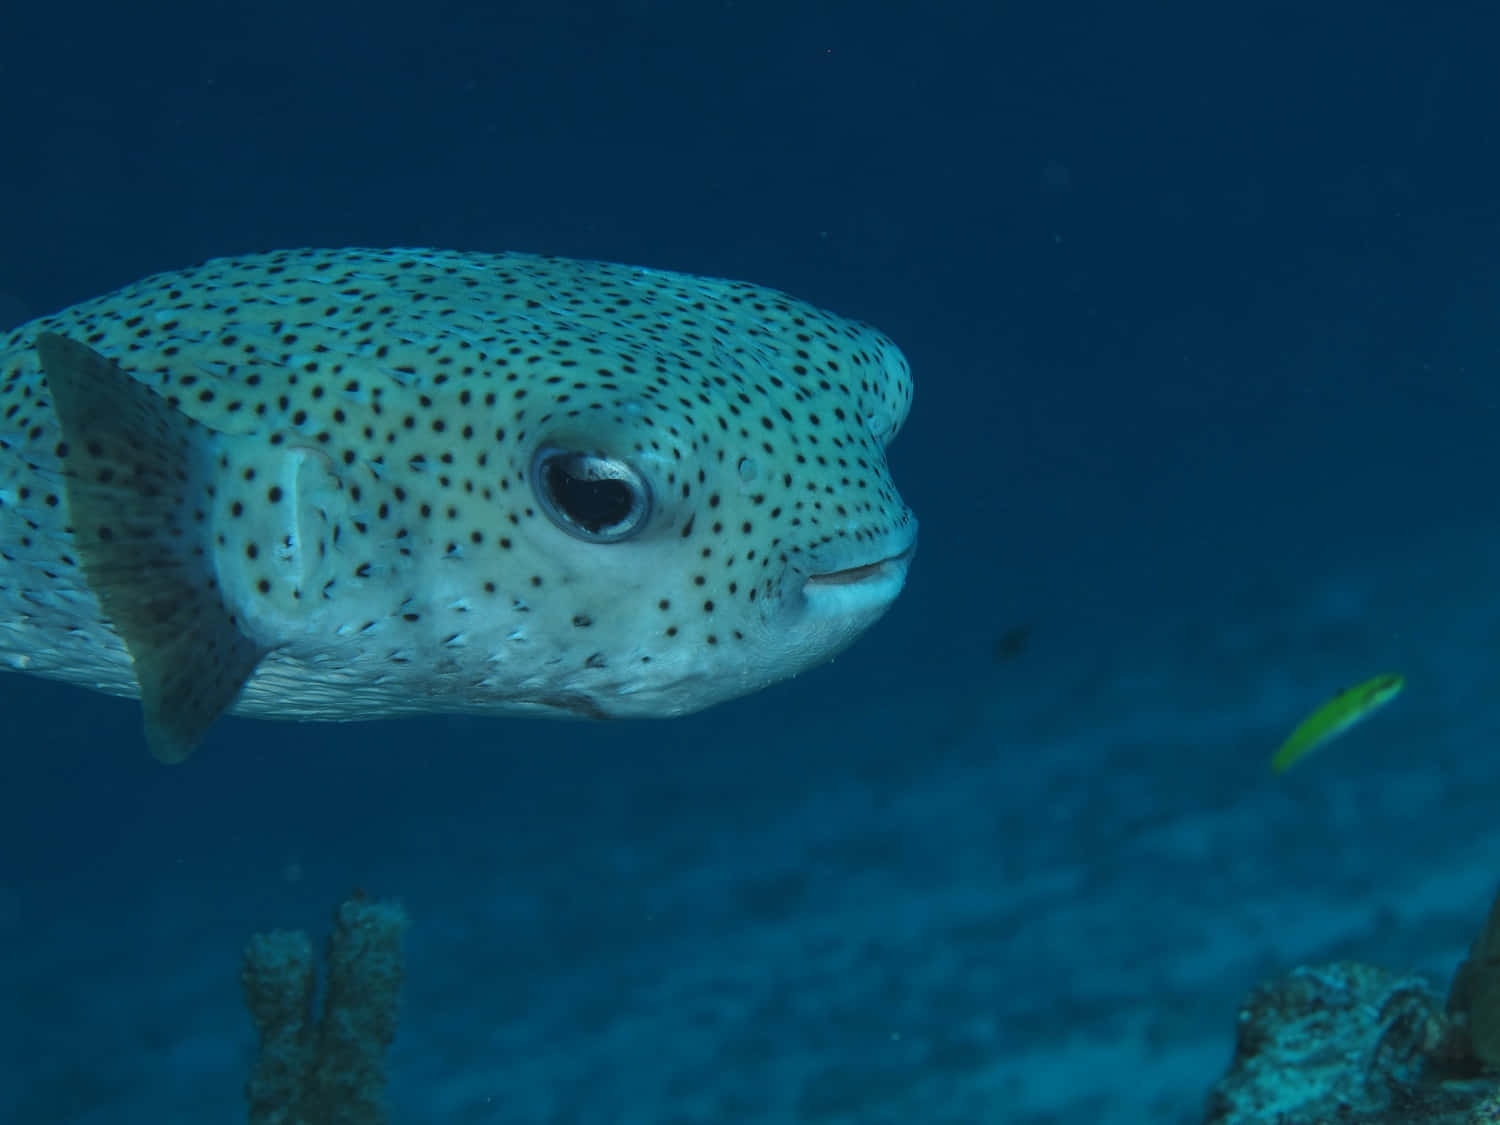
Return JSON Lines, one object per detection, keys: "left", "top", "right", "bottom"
{"left": 35, "top": 332, "right": 267, "bottom": 763}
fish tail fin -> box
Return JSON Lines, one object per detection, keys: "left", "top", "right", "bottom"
{"left": 35, "top": 332, "right": 266, "bottom": 762}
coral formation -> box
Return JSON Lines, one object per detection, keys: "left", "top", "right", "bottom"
{"left": 241, "top": 894, "right": 409, "bottom": 1125}
{"left": 1202, "top": 885, "right": 1500, "bottom": 1125}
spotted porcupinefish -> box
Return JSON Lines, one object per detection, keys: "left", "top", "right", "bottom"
{"left": 0, "top": 248, "right": 917, "bottom": 762}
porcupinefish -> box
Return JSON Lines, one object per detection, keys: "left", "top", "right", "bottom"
{"left": 0, "top": 249, "right": 917, "bottom": 762}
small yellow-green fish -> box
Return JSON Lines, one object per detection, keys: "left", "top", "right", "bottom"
{"left": 1271, "top": 673, "right": 1405, "bottom": 773}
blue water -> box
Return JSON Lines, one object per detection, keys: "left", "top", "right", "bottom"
{"left": 4, "top": 2, "right": 1500, "bottom": 1122}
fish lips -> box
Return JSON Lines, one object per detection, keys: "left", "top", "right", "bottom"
{"left": 800, "top": 528, "right": 918, "bottom": 616}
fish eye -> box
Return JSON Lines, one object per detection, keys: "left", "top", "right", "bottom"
{"left": 531, "top": 446, "right": 652, "bottom": 543}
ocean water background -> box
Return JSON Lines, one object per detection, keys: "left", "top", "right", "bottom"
{"left": 3, "top": 2, "right": 1499, "bottom": 1122}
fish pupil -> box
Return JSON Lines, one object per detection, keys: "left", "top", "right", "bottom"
{"left": 546, "top": 462, "right": 632, "bottom": 533}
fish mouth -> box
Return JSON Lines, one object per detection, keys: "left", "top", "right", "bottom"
{"left": 795, "top": 533, "right": 916, "bottom": 639}
{"left": 805, "top": 540, "right": 918, "bottom": 588}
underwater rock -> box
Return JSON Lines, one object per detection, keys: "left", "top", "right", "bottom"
{"left": 1202, "top": 961, "right": 1495, "bottom": 1125}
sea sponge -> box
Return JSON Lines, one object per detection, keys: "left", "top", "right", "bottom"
{"left": 1448, "top": 885, "right": 1500, "bottom": 1070}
